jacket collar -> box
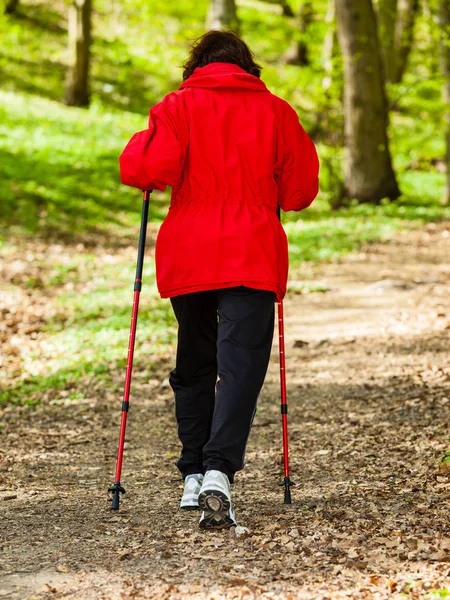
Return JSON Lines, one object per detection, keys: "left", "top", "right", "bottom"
{"left": 179, "top": 62, "right": 268, "bottom": 92}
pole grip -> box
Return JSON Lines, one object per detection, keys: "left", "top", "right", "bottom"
{"left": 135, "top": 191, "right": 151, "bottom": 286}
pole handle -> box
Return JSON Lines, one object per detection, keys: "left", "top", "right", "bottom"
{"left": 134, "top": 191, "right": 152, "bottom": 289}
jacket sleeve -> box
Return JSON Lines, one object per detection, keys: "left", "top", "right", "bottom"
{"left": 119, "top": 100, "right": 181, "bottom": 192}
{"left": 276, "top": 104, "right": 319, "bottom": 212}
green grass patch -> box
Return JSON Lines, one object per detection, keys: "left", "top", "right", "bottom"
{"left": 284, "top": 181, "right": 450, "bottom": 265}
{"left": 0, "top": 252, "right": 176, "bottom": 405}
{"left": 0, "top": 91, "right": 169, "bottom": 241}
{"left": 424, "top": 590, "right": 450, "bottom": 599}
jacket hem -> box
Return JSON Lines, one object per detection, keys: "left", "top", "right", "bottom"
{"left": 159, "top": 280, "right": 285, "bottom": 302}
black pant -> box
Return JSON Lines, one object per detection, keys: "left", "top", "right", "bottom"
{"left": 169, "top": 285, "right": 276, "bottom": 484}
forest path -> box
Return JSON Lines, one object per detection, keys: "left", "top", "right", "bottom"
{"left": 1, "top": 222, "right": 450, "bottom": 600}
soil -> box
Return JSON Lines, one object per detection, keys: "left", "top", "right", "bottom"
{"left": 1, "top": 222, "right": 450, "bottom": 600}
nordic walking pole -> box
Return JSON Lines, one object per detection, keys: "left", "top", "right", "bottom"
{"left": 277, "top": 205, "right": 295, "bottom": 504}
{"left": 109, "top": 189, "right": 152, "bottom": 510}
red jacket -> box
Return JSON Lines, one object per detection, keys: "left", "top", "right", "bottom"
{"left": 119, "top": 62, "right": 319, "bottom": 301}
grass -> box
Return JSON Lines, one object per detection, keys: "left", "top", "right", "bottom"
{"left": 0, "top": 91, "right": 169, "bottom": 241}
{"left": 0, "top": 0, "right": 449, "bottom": 404}
{"left": 424, "top": 590, "right": 450, "bottom": 599}
{"left": 0, "top": 244, "right": 175, "bottom": 405}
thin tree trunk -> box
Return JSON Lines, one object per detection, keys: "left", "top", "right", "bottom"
{"left": 321, "top": 0, "right": 336, "bottom": 90}
{"left": 393, "top": 0, "right": 419, "bottom": 83}
{"left": 335, "top": 0, "right": 400, "bottom": 204}
{"left": 376, "top": 0, "right": 398, "bottom": 82}
{"left": 246, "top": 0, "right": 294, "bottom": 17}
{"left": 286, "top": 1, "right": 314, "bottom": 65}
{"left": 439, "top": 0, "right": 450, "bottom": 205}
{"left": 207, "top": 0, "right": 239, "bottom": 31}
{"left": 279, "top": 0, "right": 294, "bottom": 17}
{"left": 4, "top": 0, "right": 19, "bottom": 14}
{"left": 64, "top": 0, "right": 92, "bottom": 107}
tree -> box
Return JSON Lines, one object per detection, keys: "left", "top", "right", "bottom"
{"left": 263, "top": 0, "right": 295, "bottom": 16}
{"left": 376, "top": 0, "right": 398, "bottom": 81}
{"left": 286, "top": 1, "right": 314, "bottom": 66}
{"left": 375, "top": 0, "right": 419, "bottom": 83}
{"left": 439, "top": 0, "right": 450, "bottom": 204}
{"left": 335, "top": 0, "right": 400, "bottom": 204}
{"left": 321, "top": 0, "right": 336, "bottom": 90}
{"left": 207, "top": 0, "right": 239, "bottom": 31}
{"left": 4, "top": 0, "right": 19, "bottom": 14}
{"left": 279, "top": 0, "right": 294, "bottom": 17}
{"left": 64, "top": 0, "right": 92, "bottom": 107}
{"left": 394, "top": 0, "right": 419, "bottom": 82}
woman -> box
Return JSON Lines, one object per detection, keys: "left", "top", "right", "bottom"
{"left": 119, "top": 30, "right": 319, "bottom": 529}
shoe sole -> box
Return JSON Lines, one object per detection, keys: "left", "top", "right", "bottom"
{"left": 198, "top": 489, "right": 235, "bottom": 529}
{"left": 180, "top": 504, "right": 200, "bottom": 511}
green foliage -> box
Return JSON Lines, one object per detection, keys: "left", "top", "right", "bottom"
{"left": 0, "top": 91, "right": 169, "bottom": 240}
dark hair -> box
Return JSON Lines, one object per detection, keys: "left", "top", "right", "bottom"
{"left": 182, "top": 30, "right": 262, "bottom": 81}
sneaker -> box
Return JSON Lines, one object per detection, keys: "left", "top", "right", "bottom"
{"left": 180, "top": 473, "right": 204, "bottom": 510}
{"left": 198, "top": 469, "right": 237, "bottom": 529}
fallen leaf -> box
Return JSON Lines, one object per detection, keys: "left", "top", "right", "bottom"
{"left": 234, "top": 526, "right": 251, "bottom": 539}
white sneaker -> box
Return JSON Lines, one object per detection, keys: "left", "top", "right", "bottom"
{"left": 198, "top": 470, "right": 237, "bottom": 529}
{"left": 180, "top": 473, "right": 204, "bottom": 510}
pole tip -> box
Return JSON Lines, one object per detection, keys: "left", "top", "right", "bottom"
{"left": 108, "top": 482, "right": 126, "bottom": 510}
{"left": 279, "top": 476, "right": 295, "bottom": 504}
{"left": 111, "top": 489, "right": 120, "bottom": 510}
{"left": 284, "top": 485, "right": 292, "bottom": 504}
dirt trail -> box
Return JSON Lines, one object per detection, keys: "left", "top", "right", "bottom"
{"left": 1, "top": 223, "right": 450, "bottom": 600}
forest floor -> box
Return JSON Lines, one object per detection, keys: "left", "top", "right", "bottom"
{"left": 1, "top": 221, "right": 450, "bottom": 600}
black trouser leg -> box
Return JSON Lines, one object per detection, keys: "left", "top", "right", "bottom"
{"left": 169, "top": 290, "right": 218, "bottom": 481}
{"left": 202, "top": 286, "right": 276, "bottom": 484}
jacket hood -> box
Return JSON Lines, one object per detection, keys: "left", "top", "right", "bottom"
{"left": 179, "top": 62, "right": 269, "bottom": 92}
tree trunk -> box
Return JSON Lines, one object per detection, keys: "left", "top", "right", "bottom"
{"left": 207, "top": 0, "right": 239, "bottom": 31}
{"left": 64, "top": 0, "right": 92, "bottom": 107}
{"left": 335, "top": 0, "right": 400, "bottom": 203}
{"left": 439, "top": 0, "right": 450, "bottom": 205}
{"left": 393, "top": 0, "right": 419, "bottom": 83}
{"left": 376, "top": 0, "right": 398, "bottom": 82}
{"left": 279, "top": 0, "right": 294, "bottom": 17}
{"left": 4, "top": 0, "right": 19, "bottom": 14}
{"left": 286, "top": 1, "right": 314, "bottom": 66}
{"left": 247, "top": 0, "right": 294, "bottom": 17}
{"left": 321, "top": 0, "right": 336, "bottom": 90}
